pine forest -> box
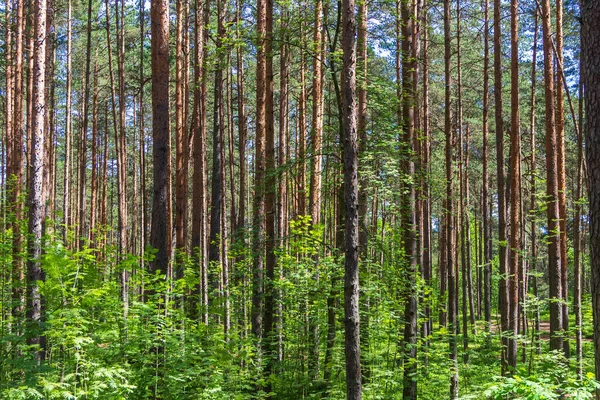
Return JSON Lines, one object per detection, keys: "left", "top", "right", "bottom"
{"left": 1, "top": 0, "right": 600, "bottom": 398}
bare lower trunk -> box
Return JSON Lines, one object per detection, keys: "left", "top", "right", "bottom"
{"left": 581, "top": 2, "right": 600, "bottom": 394}
{"left": 149, "top": 0, "right": 171, "bottom": 277}
{"left": 341, "top": 0, "right": 361, "bottom": 396}
{"left": 27, "top": 0, "right": 47, "bottom": 363}
{"left": 541, "top": 0, "right": 564, "bottom": 352}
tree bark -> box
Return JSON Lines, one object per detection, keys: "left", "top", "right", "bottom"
{"left": 444, "top": 0, "right": 458, "bottom": 396}
{"left": 77, "top": 0, "right": 94, "bottom": 249}
{"left": 493, "top": 0, "right": 509, "bottom": 373}
{"left": 63, "top": 0, "right": 72, "bottom": 241}
{"left": 89, "top": 59, "right": 99, "bottom": 243}
{"left": 26, "top": 0, "right": 47, "bottom": 363}
{"left": 252, "top": 0, "right": 267, "bottom": 344}
{"left": 150, "top": 0, "right": 171, "bottom": 277}
{"left": 529, "top": 9, "right": 541, "bottom": 355}
{"left": 309, "top": 0, "right": 325, "bottom": 227}
{"left": 341, "top": 0, "right": 362, "bottom": 396}
{"left": 541, "top": 0, "right": 564, "bottom": 353}
{"left": 401, "top": 0, "right": 418, "bottom": 397}
{"left": 264, "top": 0, "right": 277, "bottom": 387}
{"left": 555, "top": 0, "right": 570, "bottom": 358}
{"left": 175, "top": 0, "right": 189, "bottom": 265}
{"left": 507, "top": 0, "right": 520, "bottom": 369}
{"left": 191, "top": 0, "right": 210, "bottom": 323}
{"left": 11, "top": 0, "right": 26, "bottom": 331}
{"left": 582, "top": 0, "right": 600, "bottom": 395}
{"left": 208, "top": 0, "right": 225, "bottom": 271}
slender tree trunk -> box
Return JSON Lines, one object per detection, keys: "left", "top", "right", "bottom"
{"left": 63, "top": 0, "right": 72, "bottom": 241}
{"left": 341, "top": 0, "right": 361, "bottom": 396}
{"left": 421, "top": 4, "right": 433, "bottom": 348}
{"left": 89, "top": 59, "right": 99, "bottom": 243}
{"left": 191, "top": 0, "right": 209, "bottom": 323}
{"left": 309, "top": 0, "right": 325, "bottom": 227}
{"left": 297, "top": 45, "right": 307, "bottom": 218}
{"left": 401, "top": 0, "right": 418, "bottom": 397}
{"left": 77, "top": 0, "right": 94, "bottom": 249}
{"left": 236, "top": 0, "right": 246, "bottom": 235}
{"left": 465, "top": 126, "right": 475, "bottom": 330}
{"left": 175, "top": 0, "right": 188, "bottom": 268}
{"left": 574, "top": 74, "right": 584, "bottom": 378}
{"left": 26, "top": 0, "right": 47, "bottom": 363}
{"left": 264, "top": 0, "right": 277, "bottom": 387}
{"left": 138, "top": 0, "right": 147, "bottom": 270}
{"left": 105, "top": 0, "right": 129, "bottom": 312}
{"left": 308, "top": 0, "right": 326, "bottom": 373}
{"left": 444, "top": 0, "right": 458, "bottom": 396}
{"left": 507, "top": 0, "right": 520, "bottom": 370}
{"left": 541, "top": 0, "right": 564, "bottom": 352}
{"left": 252, "top": 0, "right": 267, "bottom": 345}
{"left": 116, "top": 0, "right": 130, "bottom": 261}
{"left": 11, "top": 0, "right": 26, "bottom": 330}
{"left": 150, "top": 0, "right": 171, "bottom": 276}
{"left": 277, "top": 5, "right": 290, "bottom": 362}
{"left": 574, "top": 35, "right": 585, "bottom": 376}
{"left": 456, "top": 0, "right": 470, "bottom": 363}
{"left": 5, "top": 0, "right": 13, "bottom": 194}
{"left": 226, "top": 58, "right": 237, "bottom": 240}
{"left": 529, "top": 9, "right": 540, "bottom": 355}
{"left": 493, "top": 0, "right": 509, "bottom": 373}
{"left": 208, "top": 0, "right": 225, "bottom": 271}
{"left": 555, "top": 0, "right": 570, "bottom": 358}
{"left": 357, "top": 0, "right": 370, "bottom": 381}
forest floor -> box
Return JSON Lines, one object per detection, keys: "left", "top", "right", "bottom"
{"left": 488, "top": 320, "right": 593, "bottom": 341}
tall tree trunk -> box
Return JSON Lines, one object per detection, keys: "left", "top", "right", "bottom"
{"left": 236, "top": 0, "right": 247, "bottom": 235}
{"left": 89, "top": 59, "right": 99, "bottom": 243}
{"left": 555, "top": 0, "right": 570, "bottom": 358}
{"left": 541, "top": 0, "right": 564, "bottom": 352}
{"left": 493, "top": 0, "right": 509, "bottom": 373}
{"left": 309, "top": 0, "right": 325, "bottom": 227}
{"left": 297, "top": 45, "right": 307, "bottom": 218}
{"left": 507, "top": 0, "right": 520, "bottom": 370}
{"left": 105, "top": 0, "right": 129, "bottom": 312}
{"left": 116, "top": 0, "right": 130, "bottom": 261}
{"left": 456, "top": 0, "right": 470, "bottom": 363}
{"left": 574, "top": 68, "right": 584, "bottom": 377}
{"left": 11, "top": 0, "right": 26, "bottom": 330}
{"left": 5, "top": 1, "right": 14, "bottom": 325}
{"left": 175, "top": 0, "right": 188, "bottom": 268}
{"left": 150, "top": 0, "right": 171, "bottom": 276}
{"left": 63, "top": 0, "right": 72, "bottom": 241}
{"left": 138, "top": 0, "right": 147, "bottom": 270}
{"left": 191, "top": 0, "right": 209, "bottom": 323}
{"left": 582, "top": 1, "right": 600, "bottom": 395}
{"left": 264, "top": 0, "right": 277, "bottom": 387}
{"left": 252, "top": 0, "right": 267, "bottom": 344}
{"left": 209, "top": 0, "right": 225, "bottom": 271}
{"left": 529, "top": 9, "right": 541, "bottom": 355}
{"left": 277, "top": 4, "right": 290, "bottom": 362}
{"left": 444, "top": 0, "right": 458, "bottom": 396}
{"left": 26, "top": 0, "right": 47, "bottom": 363}
{"left": 5, "top": 0, "right": 13, "bottom": 196}
{"left": 357, "top": 0, "right": 370, "bottom": 381}
{"left": 78, "top": 0, "right": 94, "bottom": 249}
{"left": 308, "top": 0, "right": 325, "bottom": 373}
{"left": 357, "top": 0, "right": 368, "bottom": 248}
{"left": 341, "top": 0, "right": 361, "bottom": 396}
{"left": 401, "top": 0, "right": 418, "bottom": 397}
{"left": 421, "top": 4, "right": 432, "bottom": 347}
